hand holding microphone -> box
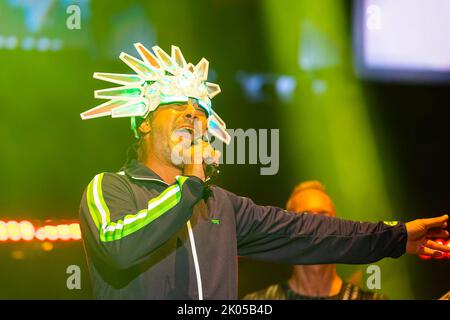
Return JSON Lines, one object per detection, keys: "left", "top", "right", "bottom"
{"left": 182, "top": 138, "right": 221, "bottom": 182}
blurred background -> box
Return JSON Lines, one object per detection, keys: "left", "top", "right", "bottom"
{"left": 0, "top": 0, "right": 449, "bottom": 299}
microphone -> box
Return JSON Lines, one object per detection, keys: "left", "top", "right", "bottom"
{"left": 191, "top": 136, "right": 220, "bottom": 180}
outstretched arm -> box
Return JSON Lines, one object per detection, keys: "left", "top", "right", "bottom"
{"left": 227, "top": 189, "right": 449, "bottom": 264}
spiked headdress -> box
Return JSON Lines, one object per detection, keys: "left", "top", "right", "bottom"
{"left": 80, "top": 43, "right": 230, "bottom": 144}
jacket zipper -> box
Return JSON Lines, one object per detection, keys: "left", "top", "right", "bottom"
{"left": 128, "top": 172, "right": 204, "bottom": 299}
{"left": 187, "top": 220, "right": 203, "bottom": 300}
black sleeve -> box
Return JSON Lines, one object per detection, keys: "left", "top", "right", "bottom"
{"left": 79, "top": 172, "right": 205, "bottom": 270}
{"left": 226, "top": 190, "right": 407, "bottom": 264}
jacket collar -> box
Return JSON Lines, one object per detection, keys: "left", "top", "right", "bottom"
{"left": 121, "top": 159, "right": 169, "bottom": 185}
{"left": 121, "top": 159, "right": 212, "bottom": 185}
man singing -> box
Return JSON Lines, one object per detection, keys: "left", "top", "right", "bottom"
{"left": 79, "top": 44, "right": 449, "bottom": 300}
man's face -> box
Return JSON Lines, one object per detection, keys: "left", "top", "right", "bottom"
{"left": 144, "top": 98, "right": 208, "bottom": 167}
{"left": 289, "top": 189, "right": 336, "bottom": 217}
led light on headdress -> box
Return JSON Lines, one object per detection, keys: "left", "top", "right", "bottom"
{"left": 80, "top": 43, "right": 231, "bottom": 144}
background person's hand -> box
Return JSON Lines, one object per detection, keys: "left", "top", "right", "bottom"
{"left": 405, "top": 214, "right": 449, "bottom": 258}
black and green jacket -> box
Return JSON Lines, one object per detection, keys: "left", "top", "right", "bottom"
{"left": 79, "top": 160, "right": 407, "bottom": 300}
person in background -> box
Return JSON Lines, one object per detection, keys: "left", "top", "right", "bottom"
{"left": 244, "top": 181, "right": 388, "bottom": 300}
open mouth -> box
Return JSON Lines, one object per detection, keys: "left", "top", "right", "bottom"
{"left": 172, "top": 126, "right": 194, "bottom": 142}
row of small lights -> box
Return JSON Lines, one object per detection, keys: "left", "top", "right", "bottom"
{"left": 0, "top": 35, "right": 63, "bottom": 51}
{"left": 0, "top": 220, "right": 81, "bottom": 242}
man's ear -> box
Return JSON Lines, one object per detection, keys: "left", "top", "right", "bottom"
{"left": 138, "top": 118, "right": 151, "bottom": 135}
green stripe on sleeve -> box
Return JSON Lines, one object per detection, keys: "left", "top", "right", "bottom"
{"left": 86, "top": 175, "right": 101, "bottom": 229}
{"left": 86, "top": 173, "right": 190, "bottom": 242}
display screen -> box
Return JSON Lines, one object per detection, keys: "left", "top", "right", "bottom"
{"left": 354, "top": 0, "right": 450, "bottom": 82}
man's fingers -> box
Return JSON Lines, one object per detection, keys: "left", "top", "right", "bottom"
{"left": 201, "top": 142, "right": 220, "bottom": 165}
{"left": 426, "top": 229, "right": 450, "bottom": 239}
{"left": 181, "top": 140, "right": 205, "bottom": 165}
{"left": 422, "top": 215, "right": 448, "bottom": 230}
{"left": 424, "top": 239, "right": 450, "bottom": 253}
{"left": 212, "top": 149, "right": 221, "bottom": 164}
{"left": 419, "top": 246, "right": 446, "bottom": 258}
